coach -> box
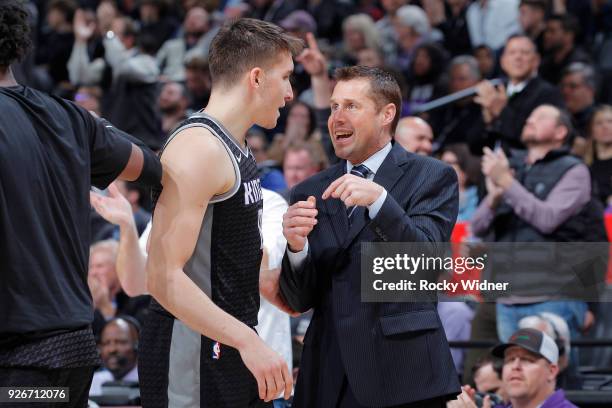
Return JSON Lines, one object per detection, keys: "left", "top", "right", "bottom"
{"left": 279, "top": 38, "right": 460, "bottom": 408}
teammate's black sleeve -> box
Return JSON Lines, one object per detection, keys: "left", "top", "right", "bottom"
{"left": 80, "top": 107, "right": 161, "bottom": 189}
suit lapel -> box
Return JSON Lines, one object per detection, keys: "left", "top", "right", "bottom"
{"left": 342, "top": 144, "right": 407, "bottom": 248}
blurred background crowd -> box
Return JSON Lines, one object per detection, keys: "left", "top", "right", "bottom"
{"left": 9, "top": 0, "right": 612, "bottom": 406}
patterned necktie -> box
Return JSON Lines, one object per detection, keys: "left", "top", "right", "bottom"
{"left": 347, "top": 164, "right": 371, "bottom": 221}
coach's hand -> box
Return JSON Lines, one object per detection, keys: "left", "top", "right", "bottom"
{"left": 239, "top": 335, "right": 293, "bottom": 402}
{"left": 322, "top": 174, "right": 383, "bottom": 207}
{"left": 283, "top": 196, "right": 318, "bottom": 252}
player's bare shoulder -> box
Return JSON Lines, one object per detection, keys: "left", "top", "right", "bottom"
{"left": 160, "top": 126, "right": 236, "bottom": 196}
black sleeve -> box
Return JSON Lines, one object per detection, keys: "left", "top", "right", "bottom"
{"left": 79, "top": 107, "right": 131, "bottom": 188}
{"left": 82, "top": 108, "right": 160, "bottom": 189}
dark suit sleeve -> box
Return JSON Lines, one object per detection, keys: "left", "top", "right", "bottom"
{"left": 369, "top": 164, "right": 459, "bottom": 243}
{"left": 279, "top": 187, "right": 319, "bottom": 313}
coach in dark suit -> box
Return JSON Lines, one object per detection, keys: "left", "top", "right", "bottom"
{"left": 279, "top": 66, "right": 461, "bottom": 407}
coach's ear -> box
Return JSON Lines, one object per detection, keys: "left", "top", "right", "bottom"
{"left": 380, "top": 102, "right": 396, "bottom": 128}
{"left": 249, "top": 67, "right": 264, "bottom": 89}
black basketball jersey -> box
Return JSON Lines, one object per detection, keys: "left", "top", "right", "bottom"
{"left": 151, "top": 112, "right": 264, "bottom": 327}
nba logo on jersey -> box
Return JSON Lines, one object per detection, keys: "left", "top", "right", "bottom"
{"left": 212, "top": 341, "right": 221, "bottom": 360}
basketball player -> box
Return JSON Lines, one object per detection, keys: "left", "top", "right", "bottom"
{"left": 91, "top": 183, "right": 294, "bottom": 408}
{"left": 0, "top": 2, "right": 161, "bottom": 406}
{"left": 141, "top": 19, "right": 302, "bottom": 407}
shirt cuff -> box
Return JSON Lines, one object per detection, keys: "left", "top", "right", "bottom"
{"left": 368, "top": 189, "right": 387, "bottom": 219}
{"left": 287, "top": 240, "right": 309, "bottom": 270}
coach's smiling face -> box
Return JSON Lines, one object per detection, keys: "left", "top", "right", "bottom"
{"left": 328, "top": 78, "right": 393, "bottom": 164}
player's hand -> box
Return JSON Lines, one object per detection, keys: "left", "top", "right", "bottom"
{"left": 283, "top": 196, "right": 317, "bottom": 252}
{"left": 295, "top": 32, "right": 327, "bottom": 78}
{"left": 90, "top": 183, "right": 134, "bottom": 228}
{"left": 239, "top": 336, "right": 293, "bottom": 402}
{"left": 322, "top": 174, "right": 383, "bottom": 207}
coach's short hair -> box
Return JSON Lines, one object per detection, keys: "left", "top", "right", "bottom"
{"left": 334, "top": 66, "right": 403, "bottom": 134}
{"left": 208, "top": 18, "right": 303, "bottom": 88}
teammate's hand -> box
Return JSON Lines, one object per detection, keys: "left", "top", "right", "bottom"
{"left": 282, "top": 196, "right": 317, "bottom": 252}
{"left": 322, "top": 175, "right": 383, "bottom": 207}
{"left": 239, "top": 336, "right": 293, "bottom": 402}
{"left": 90, "top": 183, "right": 134, "bottom": 228}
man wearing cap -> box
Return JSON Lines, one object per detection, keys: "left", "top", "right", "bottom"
{"left": 491, "top": 328, "right": 577, "bottom": 408}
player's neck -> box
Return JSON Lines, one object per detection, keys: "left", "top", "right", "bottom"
{"left": 204, "top": 90, "right": 253, "bottom": 146}
{"left": 0, "top": 68, "right": 18, "bottom": 87}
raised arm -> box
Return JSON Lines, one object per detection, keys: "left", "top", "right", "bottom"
{"left": 146, "top": 128, "right": 292, "bottom": 402}
{"left": 90, "top": 183, "right": 147, "bottom": 296}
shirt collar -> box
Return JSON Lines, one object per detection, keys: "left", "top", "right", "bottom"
{"left": 346, "top": 142, "right": 392, "bottom": 175}
{"left": 507, "top": 74, "right": 538, "bottom": 96}
{"left": 507, "top": 80, "right": 528, "bottom": 96}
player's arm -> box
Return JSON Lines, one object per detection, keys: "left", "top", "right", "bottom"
{"left": 87, "top": 112, "right": 161, "bottom": 188}
{"left": 146, "top": 129, "right": 291, "bottom": 402}
{"left": 90, "top": 184, "right": 147, "bottom": 296}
